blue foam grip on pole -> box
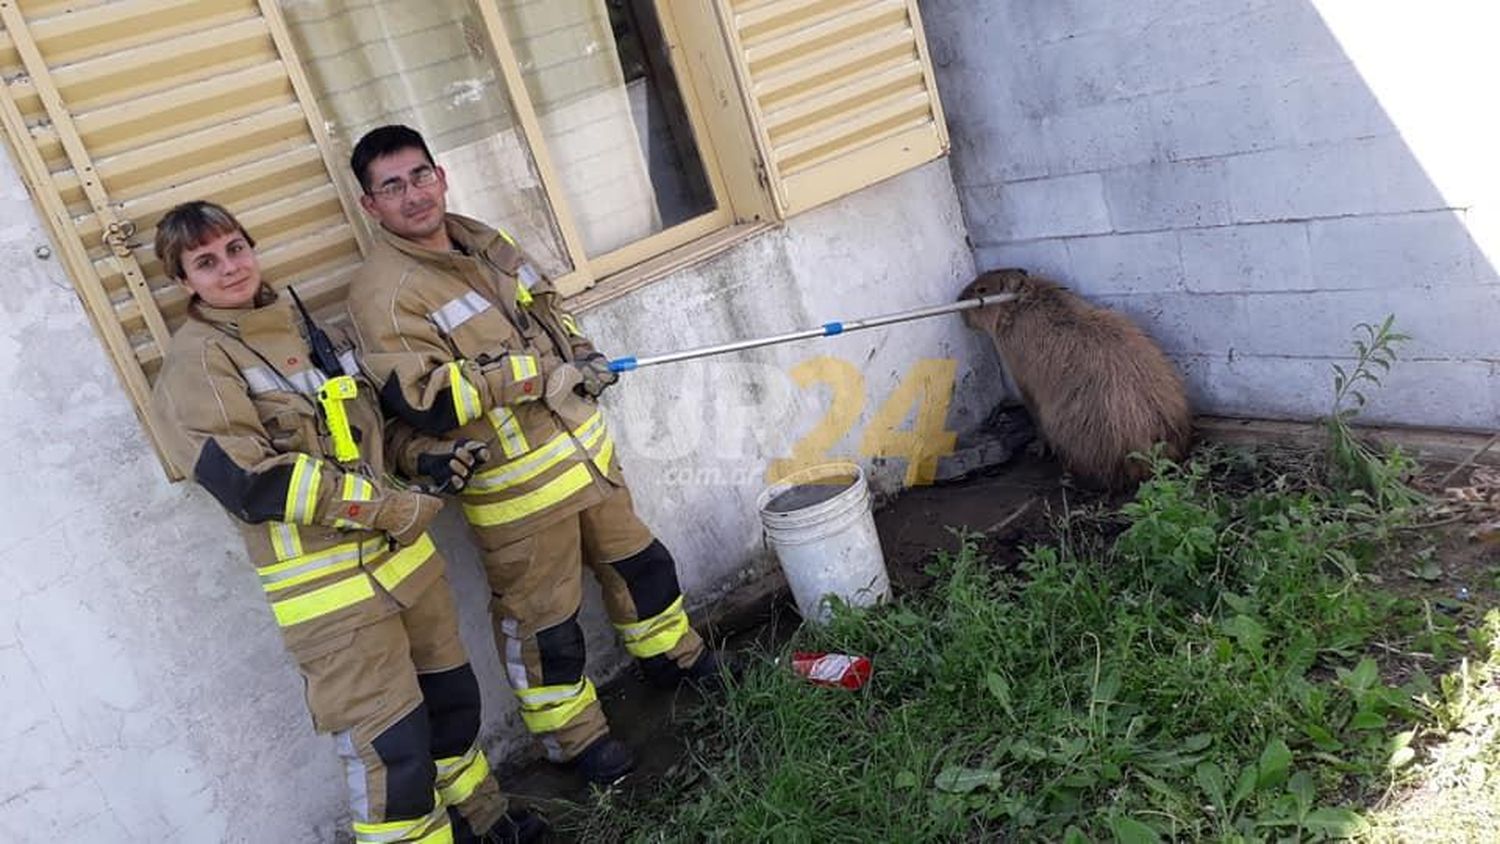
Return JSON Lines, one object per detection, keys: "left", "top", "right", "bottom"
{"left": 822, "top": 321, "right": 844, "bottom": 336}
{"left": 609, "top": 357, "right": 638, "bottom": 373}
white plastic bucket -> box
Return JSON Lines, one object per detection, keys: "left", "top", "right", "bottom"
{"left": 757, "top": 462, "right": 891, "bottom": 625}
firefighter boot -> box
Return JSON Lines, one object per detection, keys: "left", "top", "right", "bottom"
{"left": 483, "top": 808, "right": 549, "bottom": 844}
{"left": 575, "top": 735, "right": 635, "bottom": 786}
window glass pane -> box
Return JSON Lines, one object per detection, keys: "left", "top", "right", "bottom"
{"left": 281, "top": 0, "right": 572, "bottom": 277}
{"left": 496, "top": 0, "right": 717, "bottom": 257}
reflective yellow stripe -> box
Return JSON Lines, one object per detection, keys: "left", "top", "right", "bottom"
{"left": 560, "top": 313, "right": 582, "bottom": 337}
{"left": 263, "top": 559, "right": 359, "bottom": 594}
{"left": 435, "top": 747, "right": 490, "bottom": 806}
{"left": 463, "top": 462, "right": 593, "bottom": 527}
{"left": 615, "top": 596, "right": 690, "bottom": 658}
{"left": 269, "top": 522, "right": 303, "bottom": 561}
{"left": 260, "top": 536, "right": 387, "bottom": 593}
{"left": 515, "top": 679, "right": 598, "bottom": 733}
{"left": 352, "top": 797, "right": 451, "bottom": 843}
{"left": 447, "top": 362, "right": 481, "bottom": 426}
{"left": 285, "top": 454, "right": 322, "bottom": 523}
{"left": 334, "top": 475, "right": 377, "bottom": 530}
{"left": 371, "top": 534, "right": 436, "bottom": 593}
{"left": 508, "top": 354, "right": 538, "bottom": 382}
{"left": 592, "top": 436, "right": 615, "bottom": 476}
{"left": 466, "top": 413, "right": 605, "bottom": 495}
{"left": 270, "top": 575, "right": 375, "bottom": 628}
{"left": 487, "top": 406, "right": 530, "bottom": 459}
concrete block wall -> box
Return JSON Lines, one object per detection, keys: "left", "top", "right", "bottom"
{"left": 924, "top": 0, "right": 1500, "bottom": 429}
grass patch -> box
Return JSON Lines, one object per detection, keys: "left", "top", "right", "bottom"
{"left": 567, "top": 445, "right": 1497, "bottom": 842}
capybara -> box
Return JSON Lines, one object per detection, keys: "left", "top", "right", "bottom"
{"left": 959, "top": 268, "right": 1191, "bottom": 486}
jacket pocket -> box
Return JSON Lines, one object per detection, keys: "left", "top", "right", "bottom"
{"left": 262, "top": 405, "right": 317, "bottom": 454}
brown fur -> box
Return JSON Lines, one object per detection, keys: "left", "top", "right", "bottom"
{"left": 959, "top": 268, "right": 1192, "bottom": 487}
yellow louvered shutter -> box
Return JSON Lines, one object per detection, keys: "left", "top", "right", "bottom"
{"left": 0, "top": 0, "right": 364, "bottom": 470}
{"left": 715, "top": 0, "right": 949, "bottom": 216}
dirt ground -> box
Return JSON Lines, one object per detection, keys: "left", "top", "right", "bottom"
{"left": 497, "top": 444, "right": 1500, "bottom": 838}
{"left": 498, "top": 454, "right": 1073, "bottom": 831}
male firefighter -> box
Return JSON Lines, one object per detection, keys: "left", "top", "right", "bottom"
{"left": 344, "top": 125, "right": 729, "bottom": 786}
{"left": 150, "top": 201, "right": 545, "bottom": 843}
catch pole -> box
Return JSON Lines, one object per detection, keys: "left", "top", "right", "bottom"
{"left": 608, "top": 293, "right": 1016, "bottom": 373}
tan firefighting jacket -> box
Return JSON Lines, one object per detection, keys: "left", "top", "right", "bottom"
{"left": 347, "top": 215, "right": 622, "bottom": 546}
{"left": 151, "top": 286, "right": 445, "bottom": 658}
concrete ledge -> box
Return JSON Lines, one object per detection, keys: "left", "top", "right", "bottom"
{"left": 1195, "top": 415, "right": 1500, "bottom": 467}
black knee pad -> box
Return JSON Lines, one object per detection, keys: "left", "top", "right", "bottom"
{"left": 371, "top": 704, "right": 437, "bottom": 820}
{"left": 417, "top": 665, "right": 481, "bottom": 759}
{"left": 535, "top": 611, "right": 587, "bottom": 686}
{"left": 610, "top": 540, "right": 682, "bottom": 620}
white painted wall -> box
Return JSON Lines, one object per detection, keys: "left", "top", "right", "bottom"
{"left": 924, "top": 0, "right": 1500, "bottom": 429}
{"left": 0, "top": 149, "right": 998, "bottom": 840}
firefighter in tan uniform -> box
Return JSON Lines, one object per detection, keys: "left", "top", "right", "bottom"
{"left": 345, "top": 125, "right": 730, "bottom": 785}
{"left": 149, "top": 202, "right": 546, "bottom": 844}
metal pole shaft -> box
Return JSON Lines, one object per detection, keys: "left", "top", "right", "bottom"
{"left": 609, "top": 292, "right": 1015, "bottom": 372}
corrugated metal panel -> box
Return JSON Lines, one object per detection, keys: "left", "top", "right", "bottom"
{"left": 0, "top": 0, "right": 363, "bottom": 416}
{"left": 717, "top": 0, "right": 948, "bottom": 215}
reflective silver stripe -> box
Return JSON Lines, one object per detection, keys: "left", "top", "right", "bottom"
{"left": 519, "top": 263, "right": 541, "bottom": 289}
{"left": 502, "top": 618, "right": 529, "bottom": 690}
{"left": 338, "top": 349, "right": 360, "bottom": 377}
{"left": 488, "top": 407, "right": 529, "bottom": 459}
{"left": 450, "top": 363, "right": 482, "bottom": 425}
{"left": 288, "top": 368, "right": 328, "bottom": 395}
{"left": 430, "top": 291, "right": 492, "bottom": 335}
{"left": 333, "top": 475, "right": 376, "bottom": 530}
{"left": 353, "top": 802, "right": 448, "bottom": 843}
{"left": 465, "top": 433, "right": 567, "bottom": 493}
{"left": 286, "top": 455, "right": 320, "bottom": 523}
{"left": 270, "top": 522, "right": 302, "bottom": 561}
{"left": 336, "top": 730, "right": 371, "bottom": 822}
{"left": 258, "top": 541, "right": 379, "bottom": 589}
{"left": 243, "top": 366, "right": 292, "bottom": 396}
{"left": 509, "top": 354, "right": 539, "bottom": 381}
{"left": 342, "top": 475, "right": 375, "bottom": 501}
{"left": 516, "top": 680, "right": 587, "bottom": 706}
{"left": 614, "top": 597, "right": 685, "bottom": 641}
{"left": 435, "top": 744, "right": 480, "bottom": 779}
{"left": 465, "top": 413, "right": 605, "bottom": 494}
{"left": 243, "top": 366, "right": 328, "bottom": 397}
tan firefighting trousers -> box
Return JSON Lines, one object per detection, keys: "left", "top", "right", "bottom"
{"left": 298, "top": 573, "right": 508, "bottom": 842}
{"left": 473, "top": 485, "right": 706, "bottom": 760}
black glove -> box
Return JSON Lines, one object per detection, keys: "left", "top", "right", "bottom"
{"left": 415, "top": 439, "right": 491, "bottom": 493}
{"left": 575, "top": 352, "right": 619, "bottom": 398}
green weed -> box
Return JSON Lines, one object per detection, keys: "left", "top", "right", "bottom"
{"left": 1325, "top": 315, "right": 1422, "bottom": 511}
{"left": 566, "top": 448, "right": 1462, "bottom": 843}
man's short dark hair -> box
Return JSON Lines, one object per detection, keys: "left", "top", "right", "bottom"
{"left": 350, "top": 125, "right": 436, "bottom": 192}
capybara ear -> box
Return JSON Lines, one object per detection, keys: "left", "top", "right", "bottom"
{"left": 983, "top": 267, "right": 1031, "bottom": 296}
{"left": 958, "top": 274, "right": 990, "bottom": 300}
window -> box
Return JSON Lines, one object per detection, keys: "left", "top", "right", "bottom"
{"left": 0, "top": 0, "right": 947, "bottom": 472}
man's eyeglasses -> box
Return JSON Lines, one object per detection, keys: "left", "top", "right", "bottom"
{"left": 368, "top": 166, "right": 439, "bottom": 200}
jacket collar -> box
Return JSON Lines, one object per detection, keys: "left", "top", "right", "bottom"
{"left": 376, "top": 214, "right": 557, "bottom": 298}
{"left": 376, "top": 213, "right": 498, "bottom": 265}
{"left": 188, "top": 284, "right": 285, "bottom": 335}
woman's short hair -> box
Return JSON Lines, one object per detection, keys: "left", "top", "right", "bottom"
{"left": 154, "top": 200, "right": 255, "bottom": 280}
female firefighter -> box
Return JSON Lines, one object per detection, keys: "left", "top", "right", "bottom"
{"left": 148, "top": 201, "right": 544, "bottom": 844}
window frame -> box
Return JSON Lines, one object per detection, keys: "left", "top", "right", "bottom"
{"left": 268, "top": 0, "right": 777, "bottom": 301}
